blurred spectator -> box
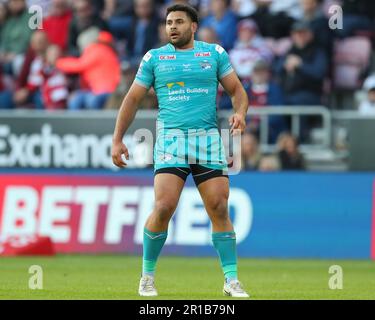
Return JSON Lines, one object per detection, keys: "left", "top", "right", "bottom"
{"left": 197, "top": 26, "right": 219, "bottom": 44}
{"left": 277, "top": 132, "right": 305, "bottom": 170}
{"left": 101, "top": 0, "right": 134, "bottom": 20}
{"left": 42, "top": 0, "right": 73, "bottom": 51}
{"left": 274, "top": 21, "right": 328, "bottom": 106}
{"left": 0, "top": 69, "right": 14, "bottom": 108}
{"left": 231, "top": 0, "right": 254, "bottom": 18}
{"left": 13, "top": 31, "right": 49, "bottom": 108}
{"left": 0, "top": 0, "right": 33, "bottom": 76}
{"left": 67, "top": 0, "right": 108, "bottom": 56}
{"left": 39, "top": 45, "right": 69, "bottom": 109}
{"left": 245, "top": 59, "right": 286, "bottom": 142}
{"left": 109, "top": 0, "right": 159, "bottom": 65}
{"left": 241, "top": 132, "right": 262, "bottom": 170}
{"left": 258, "top": 154, "right": 280, "bottom": 171}
{"left": 0, "top": 1, "right": 8, "bottom": 33}
{"left": 299, "top": 0, "right": 332, "bottom": 51}
{"left": 243, "top": 0, "right": 295, "bottom": 39}
{"left": 27, "top": 0, "right": 52, "bottom": 16}
{"left": 57, "top": 31, "right": 120, "bottom": 110}
{"left": 358, "top": 75, "right": 375, "bottom": 115}
{"left": 229, "top": 19, "right": 273, "bottom": 81}
{"left": 336, "top": 0, "right": 375, "bottom": 38}
{"left": 157, "top": 21, "right": 169, "bottom": 47}
{"left": 201, "top": 0, "right": 238, "bottom": 50}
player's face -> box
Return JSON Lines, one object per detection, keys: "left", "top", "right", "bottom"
{"left": 166, "top": 11, "right": 197, "bottom": 48}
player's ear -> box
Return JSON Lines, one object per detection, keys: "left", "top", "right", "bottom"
{"left": 191, "top": 22, "right": 198, "bottom": 33}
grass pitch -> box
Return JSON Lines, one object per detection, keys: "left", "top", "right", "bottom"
{"left": 0, "top": 255, "right": 374, "bottom": 300}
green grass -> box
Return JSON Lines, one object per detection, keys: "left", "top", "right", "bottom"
{"left": 0, "top": 255, "right": 374, "bottom": 300}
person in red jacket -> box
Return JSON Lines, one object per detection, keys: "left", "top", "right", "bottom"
{"left": 42, "top": 0, "right": 73, "bottom": 52}
{"left": 56, "top": 30, "right": 120, "bottom": 110}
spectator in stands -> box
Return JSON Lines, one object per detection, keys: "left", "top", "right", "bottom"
{"left": 242, "top": 0, "right": 295, "bottom": 39}
{"left": 0, "top": 2, "right": 8, "bottom": 32}
{"left": 274, "top": 21, "right": 327, "bottom": 106}
{"left": 277, "top": 132, "right": 305, "bottom": 170}
{"left": 42, "top": 0, "right": 73, "bottom": 52}
{"left": 231, "top": 0, "right": 255, "bottom": 18}
{"left": 197, "top": 26, "right": 219, "bottom": 44}
{"left": 358, "top": 75, "right": 375, "bottom": 115}
{"left": 336, "top": 0, "right": 375, "bottom": 38}
{"left": 0, "top": 0, "right": 33, "bottom": 76}
{"left": 229, "top": 19, "right": 273, "bottom": 81}
{"left": 13, "top": 31, "right": 49, "bottom": 108}
{"left": 102, "top": 0, "right": 134, "bottom": 21}
{"left": 241, "top": 132, "right": 262, "bottom": 170}
{"left": 157, "top": 21, "right": 169, "bottom": 47}
{"left": 67, "top": 0, "right": 108, "bottom": 56}
{"left": 57, "top": 31, "right": 120, "bottom": 110}
{"left": 299, "top": 0, "right": 332, "bottom": 51}
{"left": 245, "top": 59, "right": 286, "bottom": 142}
{"left": 109, "top": 0, "right": 159, "bottom": 65}
{"left": 258, "top": 154, "right": 281, "bottom": 171}
{"left": 39, "top": 44, "right": 69, "bottom": 109}
{"left": 201, "top": 0, "right": 238, "bottom": 50}
{"left": 27, "top": 0, "right": 52, "bottom": 15}
{"left": 0, "top": 69, "right": 14, "bottom": 108}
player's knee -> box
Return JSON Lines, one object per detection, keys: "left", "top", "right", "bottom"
{"left": 153, "top": 200, "right": 176, "bottom": 222}
{"left": 207, "top": 196, "right": 228, "bottom": 219}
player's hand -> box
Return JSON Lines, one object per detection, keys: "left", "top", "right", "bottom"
{"left": 229, "top": 113, "right": 246, "bottom": 136}
{"left": 111, "top": 140, "right": 129, "bottom": 168}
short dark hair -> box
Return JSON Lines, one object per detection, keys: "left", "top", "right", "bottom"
{"left": 166, "top": 4, "right": 199, "bottom": 24}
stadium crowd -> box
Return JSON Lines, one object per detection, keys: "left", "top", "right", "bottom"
{"left": 0, "top": 0, "right": 374, "bottom": 171}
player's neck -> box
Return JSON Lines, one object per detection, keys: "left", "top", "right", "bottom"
{"left": 173, "top": 39, "right": 195, "bottom": 51}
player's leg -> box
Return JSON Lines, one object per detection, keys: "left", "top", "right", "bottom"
{"left": 139, "top": 169, "right": 188, "bottom": 296}
{"left": 193, "top": 167, "right": 249, "bottom": 297}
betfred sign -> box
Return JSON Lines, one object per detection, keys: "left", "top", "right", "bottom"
{"left": 0, "top": 175, "right": 253, "bottom": 253}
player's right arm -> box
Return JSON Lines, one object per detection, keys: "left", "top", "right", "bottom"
{"left": 112, "top": 50, "right": 155, "bottom": 168}
{"left": 112, "top": 83, "right": 149, "bottom": 168}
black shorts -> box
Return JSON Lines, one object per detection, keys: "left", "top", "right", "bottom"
{"left": 154, "top": 164, "right": 229, "bottom": 186}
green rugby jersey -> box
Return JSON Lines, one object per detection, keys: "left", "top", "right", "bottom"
{"left": 134, "top": 40, "right": 234, "bottom": 134}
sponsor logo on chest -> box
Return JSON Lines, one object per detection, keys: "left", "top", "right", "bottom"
{"left": 195, "top": 52, "right": 211, "bottom": 58}
{"left": 159, "top": 55, "right": 176, "bottom": 60}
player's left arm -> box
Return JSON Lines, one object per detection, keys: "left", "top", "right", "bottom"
{"left": 220, "top": 71, "right": 249, "bottom": 135}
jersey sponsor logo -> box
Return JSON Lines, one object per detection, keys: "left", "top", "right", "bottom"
{"left": 166, "top": 82, "right": 185, "bottom": 89}
{"left": 215, "top": 45, "right": 224, "bottom": 54}
{"left": 159, "top": 55, "right": 176, "bottom": 60}
{"left": 195, "top": 52, "right": 211, "bottom": 57}
{"left": 143, "top": 52, "right": 152, "bottom": 62}
{"left": 200, "top": 60, "right": 212, "bottom": 70}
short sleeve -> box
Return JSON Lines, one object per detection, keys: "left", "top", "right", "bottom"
{"left": 216, "top": 44, "right": 234, "bottom": 79}
{"left": 134, "top": 51, "right": 155, "bottom": 89}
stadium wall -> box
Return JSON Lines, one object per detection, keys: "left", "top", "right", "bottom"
{"left": 0, "top": 171, "right": 374, "bottom": 260}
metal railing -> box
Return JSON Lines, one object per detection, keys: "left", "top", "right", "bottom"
{"left": 219, "top": 106, "right": 332, "bottom": 151}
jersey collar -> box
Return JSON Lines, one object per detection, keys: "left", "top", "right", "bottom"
{"left": 168, "top": 40, "right": 197, "bottom": 51}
